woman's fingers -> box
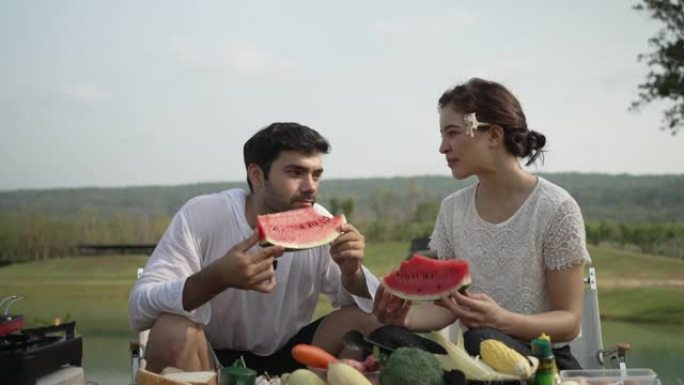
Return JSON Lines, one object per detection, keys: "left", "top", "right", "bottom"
{"left": 373, "top": 285, "right": 410, "bottom": 325}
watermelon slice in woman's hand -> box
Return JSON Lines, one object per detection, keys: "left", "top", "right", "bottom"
{"left": 256, "top": 207, "right": 346, "bottom": 250}
{"left": 382, "top": 254, "right": 471, "bottom": 301}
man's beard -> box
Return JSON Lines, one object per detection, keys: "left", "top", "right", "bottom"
{"left": 262, "top": 184, "right": 315, "bottom": 213}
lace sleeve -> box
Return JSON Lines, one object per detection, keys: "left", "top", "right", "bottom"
{"left": 429, "top": 201, "right": 455, "bottom": 259}
{"left": 542, "top": 198, "right": 592, "bottom": 270}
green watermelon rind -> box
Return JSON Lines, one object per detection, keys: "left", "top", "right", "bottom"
{"left": 257, "top": 208, "right": 347, "bottom": 250}
{"left": 381, "top": 254, "right": 472, "bottom": 301}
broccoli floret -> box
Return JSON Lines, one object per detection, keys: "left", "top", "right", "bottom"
{"left": 379, "top": 347, "right": 443, "bottom": 385}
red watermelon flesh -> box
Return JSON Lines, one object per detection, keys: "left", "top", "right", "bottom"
{"left": 257, "top": 207, "right": 346, "bottom": 250}
{"left": 382, "top": 254, "right": 471, "bottom": 301}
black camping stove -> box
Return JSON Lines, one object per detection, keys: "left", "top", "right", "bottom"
{"left": 0, "top": 321, "right": 83, "bottom": 385}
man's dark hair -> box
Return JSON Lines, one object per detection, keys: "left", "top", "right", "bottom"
{"left": 243, "top": 122, "right": 331, "bottom": 191}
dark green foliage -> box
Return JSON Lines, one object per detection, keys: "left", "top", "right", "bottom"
{"left": 328, "top": 197, "right": 355, "bottom": 220}
{"left": 632, "top": 0, "right": 684, "bottom": 134}
{"left": 379, "top": 347, "right": 443, "bottom": 385}
{"left": 2, "top": 173, "right": 684, "bottom": 261}
{"left": 340, "top": 198, "right": 355, "bottom": 220}
{"left": 0, "top": 182, "right": 245, "bottom": 216}
{"left": 586, "top": 221, "right": 684, "bottom": 258}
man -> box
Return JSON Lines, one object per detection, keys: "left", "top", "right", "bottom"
{"left": 128, "top": 122, "right": 380, "bottom": 375}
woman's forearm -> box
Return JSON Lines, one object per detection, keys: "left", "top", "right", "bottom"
{"left": 499, "top": 309, "right": 581, "bottom": 342}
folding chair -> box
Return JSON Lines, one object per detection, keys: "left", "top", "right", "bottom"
{"left": 129, "top": 268, "right": 150, "bottom": 384}
{"left": 569, "top": 266, "right": 630, "bottom": 369}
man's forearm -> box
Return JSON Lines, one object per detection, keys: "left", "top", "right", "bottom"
{"left": 341, "top": 268, "right": 371, "bottom": 298}
{"left": 182, "top": 266, "right": 224, "bottom": 311}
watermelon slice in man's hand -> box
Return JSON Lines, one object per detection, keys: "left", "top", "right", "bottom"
{"left": 256, "top": 207, "right": 346, "bottom": 250}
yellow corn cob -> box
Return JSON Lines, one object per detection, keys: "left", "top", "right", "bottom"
{"left": 480, "top": 339, "right": 534, "bottom": 378}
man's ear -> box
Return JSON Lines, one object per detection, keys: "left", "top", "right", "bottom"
{"left": 247, "top": 164, "right": 265, "bottom": 189}
{"left": 488, "top": 125, "right": 505, "bottom": 147}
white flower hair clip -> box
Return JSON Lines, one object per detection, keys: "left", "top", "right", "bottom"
{"left": 463, "top": 112, "right": 492, "bottom": 137}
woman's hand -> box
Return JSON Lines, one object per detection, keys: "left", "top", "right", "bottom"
{"left": 372, "top": 285, "right": 412, "bottom": 328}
{"left": 436, "top": 290, "right": 509, "bottom": 330}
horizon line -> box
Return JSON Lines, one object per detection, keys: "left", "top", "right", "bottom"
{"left": 2, "top": 171, "right": 684, "bottom": 193}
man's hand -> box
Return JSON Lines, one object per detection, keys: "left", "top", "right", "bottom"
{"left": 215, "top": 232, "right": 285, "bottom": 293}
{"left": 330, "top": 223, "right": 372, "bottom": 297}
{"left": 183, "top": 232, "right": 284, "bottom": 311}
{"left": 330, "top": 223, "right": 365, "bottom": 277}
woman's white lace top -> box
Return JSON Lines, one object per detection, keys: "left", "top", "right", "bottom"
{"left": 429, "top": 177, "right": 591, "bottom": 315}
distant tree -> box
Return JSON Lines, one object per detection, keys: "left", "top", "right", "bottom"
{"left": 632, "top": 0, "right": 684, "bottom": 135}
{"left": 329, "top": 198, "right": 341, "bottom": 215}
{"left": 341, "top": 198, "right": 355, "bottom": 220}
{"left": 412, "top": 201, "right": 440, "bottom": 224}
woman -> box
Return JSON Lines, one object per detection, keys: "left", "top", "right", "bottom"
{"left": 373, "top": 78, "right": 590, "bottom": 369}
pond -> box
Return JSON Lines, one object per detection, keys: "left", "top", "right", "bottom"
{"left": 602, "top": 321, "right": 684, "bottom": 385}
{"left": 80, "top": 321, "right": 683, "bottom": 385}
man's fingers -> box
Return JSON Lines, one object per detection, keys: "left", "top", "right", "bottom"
{"left": 331, "top": 224, "right": 363, "bottom": 245}
{"left": 251, "top": 265, "right": 276, "bottom": 286}
{"left": 338, "top": 223, "right": 357, "bottom": 233}
{"left": 253, "top": 256, "right": 276, "bottom": 272}
{"left": 253, "top": 277, "right": 277, "bottom": 293}
{"left": 331, "top": 240, "right": 364, "bottom": 254}
{"left": 251, "top": 245, "right": 284, "bottom": 263}
{"left": 234, "top": 231, "right": 259, "bottom": 252}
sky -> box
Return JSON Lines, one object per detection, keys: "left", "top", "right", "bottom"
{"left": 1, "top": 0, "right": 683, "bottom": 191}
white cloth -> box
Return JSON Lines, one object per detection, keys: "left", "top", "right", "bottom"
{"left": 128, "top": 189, "right": 379, "bottom": 355}
{"left": 429, "top": 176, "right": 591, "bottom": 316}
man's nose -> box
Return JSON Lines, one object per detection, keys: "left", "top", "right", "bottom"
{"left": 301, "top": 174, "right": 317, "bottom": 192}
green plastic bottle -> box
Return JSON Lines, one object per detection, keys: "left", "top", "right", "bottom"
{"left": 531, "top": 334, "right": 560, "bottom": 385}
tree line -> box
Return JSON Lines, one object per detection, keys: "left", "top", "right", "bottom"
{"left": 2, "top": 201, "right": 683, "bottom": 263}
{"left": 2, "top": 173, "right": 684, "bottom": 262}
{"left": 0, "top": 209, "right": 170, "bottom": 262}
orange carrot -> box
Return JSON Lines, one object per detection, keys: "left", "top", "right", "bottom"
{"left": 291, "top": 344, "right": 338, "bottom": 369}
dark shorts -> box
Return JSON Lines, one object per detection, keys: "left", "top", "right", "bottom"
{"left": 213, "top": 317, "right": 324, "bottom": 375}
{"left": 462, "top": 327, "right": 582, "bottom": 370}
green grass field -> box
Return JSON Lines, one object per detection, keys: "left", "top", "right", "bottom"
{"left": 2, "top": 243, "right": 682, "bottom": 384}
{"left": 0, "top": 243, "right": 682, "bottom": 340}
{"left": 589, "top": 246, "right": 684, "bottom": 324}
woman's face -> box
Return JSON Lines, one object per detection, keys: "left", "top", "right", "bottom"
{"left": 438, "top": 108, "right": 490, "bottom": 179}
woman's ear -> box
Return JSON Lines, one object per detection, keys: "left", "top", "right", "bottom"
{"left": 247, "top": 164, "right": 264, "bottom": 189}
{"left": 488, "top": 125, "right": 505, "bottom": 147}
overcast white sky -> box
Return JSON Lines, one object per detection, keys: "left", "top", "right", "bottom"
{"left": 1, "top": 0, "right": 682, "bottom": 191}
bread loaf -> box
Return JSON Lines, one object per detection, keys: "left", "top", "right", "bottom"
{"left": 136, "top": 368, "right": 217, "bottom": 385}
{"left": 164, "top": 371, "right": 217, "bottom": 385}
{"left": 136, "top": 369, "right": 192, "bottom": 385}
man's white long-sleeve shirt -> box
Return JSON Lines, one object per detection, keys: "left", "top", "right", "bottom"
{"left": 128, "top": 189, "right": 379, "bottom": 355}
